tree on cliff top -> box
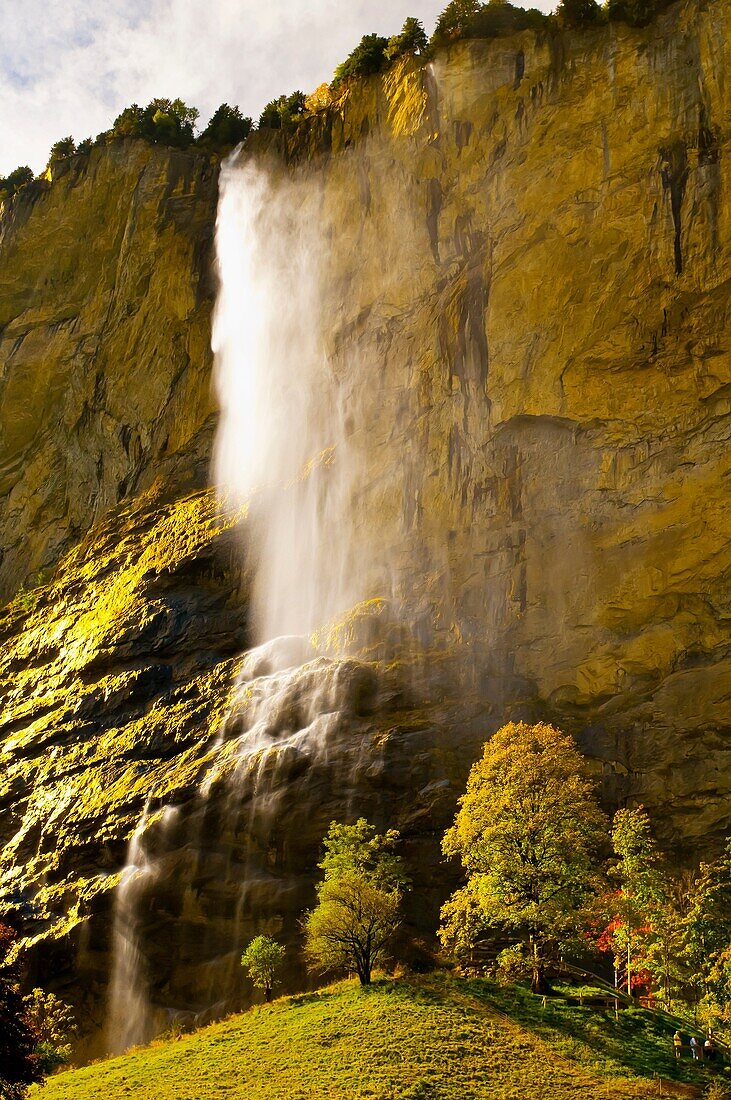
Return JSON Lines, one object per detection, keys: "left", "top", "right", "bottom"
{"left": 47, "top": 137, "right": 76, "bottom": 166}
{"left": 556, "top": 0, "right": 603, "bottom": 26}
{"left": 431, "top": 0, "right": 546, "bottom": 47}
{"left": 258, "top": 91, "right": 306, "bottom": 130}
{"left": 241, "top": 936, "right": 285, "bottom": 1003}
{"left": 0, "top": 924, "right": 43, "bottom": 1100}
{"left": 332, "top": 34, "right": 389, "bottom": 89}
{"left": 605, "top": 0, "right": 676, "bottom": 26}
{"left": 385, "top": 18, "right": 429, "bottom": 61}
{"left": 440, "top": 722, "right": 607, "bottom": 993}
{"left": 0, "top": 167, "right": 33, "bottom": 204}
{"left": 432, "top": 0, "right": 481, "bottom": 43}
{"left": 197, "top": 104, "right": 253, "bottom": 149}
{"left": 110, "top": 98, "right": 199, "bottom": 148}
{"left": 304, "top": 819, "right": 408, "bottom": 986}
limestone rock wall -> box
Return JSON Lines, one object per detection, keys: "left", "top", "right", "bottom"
{"left": 0, "top": 141, "right": 218, "bottom": 602}
{"left": 262, "top": 0, "right": 731, "bottom": 838}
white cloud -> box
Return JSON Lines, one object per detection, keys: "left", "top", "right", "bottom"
{"left": 0, "top": 0, "right": 554, "bottom": 176}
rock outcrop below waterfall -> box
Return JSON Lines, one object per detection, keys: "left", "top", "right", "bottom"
{"left": 0, "top": 0, "right": 729, "bottom": 1054}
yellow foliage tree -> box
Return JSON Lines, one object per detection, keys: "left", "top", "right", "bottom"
{"left": 441, "top": 722, "right": 607, "bottom": 992}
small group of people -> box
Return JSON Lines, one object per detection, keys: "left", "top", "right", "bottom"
{"left": 673, "top": 1029, "right": 719, "bottom": 1062}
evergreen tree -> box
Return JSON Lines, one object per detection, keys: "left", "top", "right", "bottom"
{"left": 605, "top": 0, "right": 675, "bottom": 27}
{"left": 47, "top": 137, "right": 76, "bottom": 165}
{"left": 110, "top": 99, "right": 199, "bottom": 148}
{"left": 385, "top": 17, "right": 429, "bottom": 61}
{"left": 258, "top": 91, "right": 306, "bottom": 130}
{"left": 431, "top": 0, "right": 482, "bottom": 44}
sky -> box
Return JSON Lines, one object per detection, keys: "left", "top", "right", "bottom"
{"left": 1, "top": 0, "right": 554, "bottom": 177}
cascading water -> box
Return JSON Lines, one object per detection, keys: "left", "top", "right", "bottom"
{"left": 107, "top": 801, "right": 154, "bottom": 1054}
{"left": 212, "top": 158, "right": 376, "bottom": 645}
{"left": 103, "top": 154, "right": 402, "bottom": 1053}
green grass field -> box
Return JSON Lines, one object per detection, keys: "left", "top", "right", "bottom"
{"left": 38, "top": 974, "right": 712, "bottom": 1100}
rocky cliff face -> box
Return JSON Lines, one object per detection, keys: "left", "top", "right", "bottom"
{"left": 0, "top": 0, "right": 729, "bottom": 1055}
{"left": 0, "top": 141, "right": 218, "bottom": 602}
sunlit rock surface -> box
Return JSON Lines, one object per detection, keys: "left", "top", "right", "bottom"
{"left": 0, "top": 0, "right": 729, "bottom": 1053}
{"left": 0, "top": 141, "right": 218, "bottom": 602}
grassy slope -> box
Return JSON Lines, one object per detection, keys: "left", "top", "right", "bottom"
{"left": 39, "top": 975, "right": 707, "bottom": 1100}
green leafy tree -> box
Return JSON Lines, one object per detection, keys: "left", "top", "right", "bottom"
{"left": 641, "top": 887, "right": 688, "bottom": 1009}
{"left": 471, "top": 0, "right": 544, "bottom": 36}
{"left": 111, "top": 103, "right": 145, "bottom": 137}
{"left": 47, "top": 137, "right": 76, "bottom": 165}
{"left": 0, "top": 167, "right": 33, "bottom": 204}
{"left": 556, "top": 0, "right": 603, "bottom": 25}
{"left": 0, "top": 924, "right": 43, "bottom": 1100}
{"left": 198, "top": 104, "right": 252, "bottom": 147}
{"left": 604, "top": 0, "right": 674, "bottom": 26}
{"left": 385, "top": 17, "right": 429, "bottom": 61}
{"left": 258, "top": 91, "right": 306, "bottom": 130}
{"left": 440, "top": 722, "right": 607, "bottom": 993}
{"left": 150, "top": 98, "right": 199, "bottom": 145}
{"left": 22, "top": 989, "right": 76, "bottom": 1074}
{"left": 76, "top": 137, "right": 93, "bottom": 155}
{"left": 431, "top": 0, "right": 481, "bottom": 43}
{"left": 683, "top": 842, "right": 731, "bottom": 1024}
{"left": 431, "top": 0, "right": 546, "bottom": 45}
{"left": 240, "top": 936, "right": 285, "bottom": 1003}
{"left": 110, "top": 98, "right": 199, "bottom": 148}
{"left": 304, "top": 819, "right": 408, "bottom": 986}
{"left": 333, "top": 35, "right": 389, "bottom": 89}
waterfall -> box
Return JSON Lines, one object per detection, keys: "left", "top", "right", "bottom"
{"left": 106, "top": 803, "right": 181, "bottom": 1053}
{"left": 103, "top": 154, "right": 398, "bottom": 1053}
{"left": 212, "top": 157, "right": 373, "bottom": 645}
{"left": 106, "top": 801, "right": 154, "bottom": 1055}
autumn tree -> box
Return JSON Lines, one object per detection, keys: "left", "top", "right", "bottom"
{"left": 22, "top": 988, "right": 76, "bottom": 1073}
{"left": 304, "top": 819, "right": 408, "bottom": 986}
{"left": 440, "top": 722, "right": 607, "bottom": 993}
{"left": 0, "top": 924, "right": 42, "bottom": 1100}
{"left": 241, "top": 936, "right": 285, "bottom": 1003}
{"left": 600, "top": 807, "right": 669, "bottom": 999}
